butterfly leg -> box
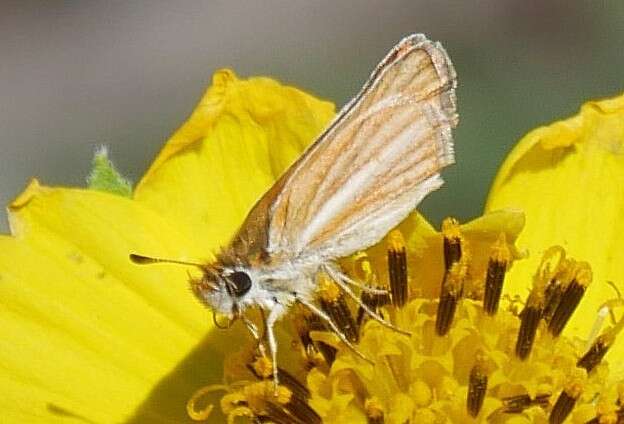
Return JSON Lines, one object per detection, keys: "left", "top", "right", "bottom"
{"left": 296, "top": 296, "right": 373, "bottom": 365}
{"left": 324, "top": 265, "right": 411, "bottom": 337}
{"left": 241, "top": 312, "right": 267, "bottom": 358}
{"left": 339, "top": 272, "right": 388, "bottom": 295}
{"left": 264, "top": 303, "right": 285, "bottom": 390}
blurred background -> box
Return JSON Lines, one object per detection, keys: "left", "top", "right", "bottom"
{"left": 1, "top": 1, "right": 623, "bottom": 233}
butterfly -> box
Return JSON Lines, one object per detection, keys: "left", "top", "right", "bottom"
{"left": 132, "top": 33, "right": 457, "bottom": 386}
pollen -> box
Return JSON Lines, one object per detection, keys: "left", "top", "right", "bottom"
{"left": 441, "top": 217, "right": 463, "bottom": 270}
{"left": 317, "top": 273, "right": 342, "bottom": 303}
{"left": 251, "top": 355, "right": 273, "bottom": 379}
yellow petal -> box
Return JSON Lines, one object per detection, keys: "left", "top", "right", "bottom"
{"left": 134, "top": 69, "right": 335, "bottom": 255}
{"left": 486, "top": 93, "right": 624, "bottom": 374}
{"left": 0, "top": 180, "right": 232, "bottom": 422}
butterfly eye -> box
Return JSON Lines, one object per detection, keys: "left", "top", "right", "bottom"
{"left": 228, "top": 271, "right": 252, "bottom": 297}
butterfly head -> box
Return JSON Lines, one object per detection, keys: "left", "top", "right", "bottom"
{"left": 129, "top": 253, "right": 255, "bottom": 318}
{"left": 190, "top": 266, "right": 254, "bottom": 316}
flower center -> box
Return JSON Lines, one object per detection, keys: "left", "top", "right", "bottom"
{"left": 187, "top": 218, "right": 624, "bottom": 424}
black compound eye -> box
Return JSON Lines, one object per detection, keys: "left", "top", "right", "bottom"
{"left": 228, "top": 271, "right": 252, "bottom": 297}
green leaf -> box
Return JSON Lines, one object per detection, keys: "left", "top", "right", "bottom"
{"left": 87, "top": 146, "right": 132, "bottom": 197}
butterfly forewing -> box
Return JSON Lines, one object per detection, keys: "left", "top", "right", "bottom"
{"left": 234, "top": 34, "right": 457, "bottom": 263}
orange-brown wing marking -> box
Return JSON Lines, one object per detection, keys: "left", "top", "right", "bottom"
{"left": 232, "top": 34, "right": 458, "bottom": 263}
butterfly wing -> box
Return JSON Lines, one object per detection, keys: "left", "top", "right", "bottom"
{"left": 231, "top": 34, "right": 457, "bottom": 263}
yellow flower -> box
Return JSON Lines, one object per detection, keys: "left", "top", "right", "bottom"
{"left": 1, "top": 64, "right": 622, "bottom": 424}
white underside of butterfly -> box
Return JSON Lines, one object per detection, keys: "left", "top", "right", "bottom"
{"left": 133, "top": 33, "right": 457, "bottom": 386}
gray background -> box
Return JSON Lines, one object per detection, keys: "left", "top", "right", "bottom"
{"left": 1, "top": 1, "right": 623, "bottom": 233}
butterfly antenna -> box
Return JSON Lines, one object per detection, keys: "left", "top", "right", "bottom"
{"left": 129, "top": 253, "right": 204, "bottom": 269}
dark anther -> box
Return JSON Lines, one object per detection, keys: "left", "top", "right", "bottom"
{"left": 367, "top": 414, "right": 384, "bottom": 424}
{"left": 365, "top": 398, "right": 385, "bottom": 424}
{"left": 542, "top": 277, "right": 564, "bottom": 324}
{"left": 483, "top": 233, "right": 510, "bottom": 315}
{"left": 248, "top": 363, "right": 310, "bottom": 401}
{"left": 577, "top": 334, "right": 612, "bottom": 373}
{"left": 260, "top": 403, "right": 305, "bottom": 424}
{"left": 435, "top": 261, "right": 465, "bottom": 336}
{"left": 436, "top": 290, "right": 459, "bottom": 336}
{"left": 548, "top": 278, "right": 588, "bottom": 337}
{"left": 515, "top": 304, "right": 542, "bottom": 360}
{"left": 301, "top": 313, "right": 337, "bottom": 366}
{"left": 317, "top": 276, "right": 359, "bottom": 343}
{"left": 483, "top": 258, "right": 506, "bottom": 315}
{"left": 548, "top": 390, "right": 578, "bottom": 424}
{"left": 387, "top": 231, "right": 408, "bottom": 308}
{"left": 315, "top": 342, "right": 337, "bottom": 366}
{"left": 320, "top": 292, "right": 359, "bottom": 343}
{"left": 357, "top": 288, "right": 390, "bottom": 326}
{"left": 252, "top": 373, "right": 321, "bottom": 424}
{"left": 278, "top": 390, "right": 322, "bottom": 424}
{"left": 501, "top": 393, "right": 551, "bottom": 414}
{"left": 467, "top": 362, "right": 488, "bottom": 417}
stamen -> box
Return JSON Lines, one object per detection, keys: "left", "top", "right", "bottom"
{"left": 548, "top": 369, "right": 586, "bottom": 424}
{"left": 577, "top": 333, "right": 613, "bottom": 373}
{"left": 318, "top": 275, "right": 359, "bottom": 343}
{"left": 275, "top": 390, "right": 321, "bottom": 424}
{"left": 309, "top": 325, "right": 337, "bottom": 366}
{"left": 246, "top": 382, "right": 287, "bottom": 409}
{"left": 387, "top": 230, "right": 408, "bottom": 307}
{"left": 245, "top": 381, "right": 320, "bottom": 424}
{"left": 365, "top": 397, "right": 385, "bottom": 424}
{"left": 578, "top": 312, "right": 624, "bottom": 374}
{"left": 247, "top": 356, "right": 311, "bottom": 402}
{"left": 547, "top": 261, "right": 592, "bottom": 337}
{"left": 357, "top": 287, "right": 390, "bottom": 326}
{"left": 261, "top": 403, "right": 304, "bottom": 424}
{"left": 442, "top": 217, "right": 462, "bottom": 271}
{"left": 500, "top": 393, "right": 551, "bottom": 414}
{"left": 542, "top": 276, "right": 565, "bottom": 325}
{"left": 435, "top": 259, "right": 467, "bottom": 336}
{"left": 276, "top": 370, "right": 310, "bottom": 404}
{"left": 483, "top": 233, "right": 510, "bottom": 315}
{"left": 514, "top": 249, "right": 561, "bottom": 360}
{"left": 295, "top": 306, "right": 337, "bottom": 366}
{"left": 467, "top": 352, "right": 488, "bottom": 418}
{"left": 515, "top": 289, "right": 543, "bottom": 360}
